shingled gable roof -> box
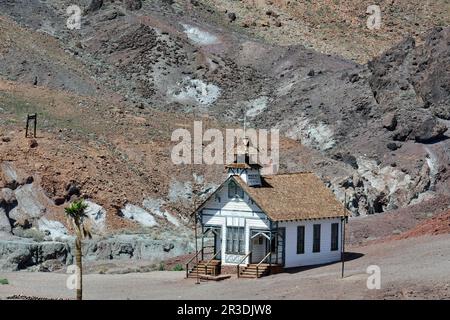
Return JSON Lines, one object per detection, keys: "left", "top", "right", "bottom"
{"left": 195, "top": 172, "right": 349, "bottom": 221}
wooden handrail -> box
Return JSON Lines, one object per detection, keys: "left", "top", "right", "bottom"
{"left": 185, "top": 248, "right": 202, "bottom": 278}
{"left": 186, "top": 248, "right": 202, "bottom": 265}
{"left": 236, "top": 251, "right": 252, "bottom": 278}
{"left": 256, "top": 252, "right": 272, "bottom": 278}
{"left": 185, "top": 246, "right": 217, "bottom": 278}
{"left": 204, "top": 249, "right": 222, "bottom": 276}
{"left": 256, "top": 251, "right": 271, "bottom": 268}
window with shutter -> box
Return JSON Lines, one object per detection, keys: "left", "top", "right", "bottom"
{"left": 297, "top": 226, "right": 305, "bottom": 254}
{"left": 313, "top": 224, "right": 321, "bottom": 253}
{"left": 226, "top": 226, "right": 245, "bottom": 254}
{"left": 331, "top": 223, "right": 339, "bottom": 251}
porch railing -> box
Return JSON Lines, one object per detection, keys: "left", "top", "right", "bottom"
{"left": 236, "top": 251, "right": 252, "bottom": 278}
{"left": 256, "top": 251, "right": 272, "bottom": 278}
{"left": 204, "top": 249, "right": 222, "bottom": 276}
{"left": 185, "top": 245, "right": 215, "bottom": 278}
{"left": 185, "top": 248, "right": 203, "bottom": 279}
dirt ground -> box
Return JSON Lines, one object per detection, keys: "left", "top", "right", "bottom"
{"left": 1, "top": 234, "right": 449, "bottom": 300}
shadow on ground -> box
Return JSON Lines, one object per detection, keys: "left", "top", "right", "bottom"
{"left": 282, "top": 252, "right": 364, "bottom": 274}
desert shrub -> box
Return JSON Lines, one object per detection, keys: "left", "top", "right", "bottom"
{"left": 0, "top": 279, "right": 9, "bottom": 285}
{"left": 158, "top": 262, "right": 165, "bottom": 271}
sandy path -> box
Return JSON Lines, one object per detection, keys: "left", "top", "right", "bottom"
{"left": 1, "top": 234, "right": 449, "bottom": 300}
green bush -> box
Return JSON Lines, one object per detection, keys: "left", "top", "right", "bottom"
{"left": 0, "top": 279, "right": 9, "bottom": 285}
{"left": 158, "top": 262, "right": 165, "bottom": 271}
{"left": 172, "top": 264, "right": 183, "bottom": 271}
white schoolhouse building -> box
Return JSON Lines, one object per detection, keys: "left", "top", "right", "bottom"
{"left": 188, "top": 138, "right": 348, "bottom": 279}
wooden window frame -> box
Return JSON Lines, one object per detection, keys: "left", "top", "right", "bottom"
{"left": 228, "top": 181, "right": 244, "bottom": 199}
{"left": 226, "top": 226, "right": 245, "bottom": 255}
{"left": 313, "top": 224, "right": 321, "bottom": 253}
{"left": 297, "top": 225, "right": 305, "bottom": 254}
{"left": 331, "top": 223, "right": 339, "bottom": 251}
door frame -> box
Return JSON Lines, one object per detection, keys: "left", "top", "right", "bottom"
{"left": 250, "top": 229, "right": 271, "bottom": 264}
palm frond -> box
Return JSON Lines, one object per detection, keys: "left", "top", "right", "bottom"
{"left": 65, "top": 199, "right": 90, "bottom": 239}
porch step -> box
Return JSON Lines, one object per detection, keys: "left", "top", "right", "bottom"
{"left": 238, "top": 264, "right": 282, "bottom": 279}
{"left": 187, "top": 260, "right": 221, "bottom": 278}
{"left": 199, "top": 274, "right": 231, "bottom": 281}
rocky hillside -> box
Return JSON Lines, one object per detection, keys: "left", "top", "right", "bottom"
{"left": 0, "top": 0, "right": 449, "bottom": 270}
{"left": 202, "top": 0, "right": 450, "bottom": 63}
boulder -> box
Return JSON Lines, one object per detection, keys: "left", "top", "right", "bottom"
{"left": 99, "top": 10, "right": 118, "bottom": 21}
{"left": 9, "top": 184, "right": 48, "bottom": 220}
{"left": 0, "top": 208, "right": 11, "bottom": 233}
{"left": 38, "top": 259, "right": 64, "bottom": 272}
{"left": 387, "top": 142, "right": 399, "bottom": 151}
{"left": 86, "top": 0, "right": 103, "bottom": 13}
{"left": 228, "top": 12, "right": 237, "bottom": 22}
{"left": 84, "top": 200, "right": 106, "bottom": 233}
{"left": 0, "top": 240, "right": 70, "bottom": 271}
{"left": 0, "top": 162, "right": 33, "bottom": 189}
{"left": 1, "top": 188, "right": 16, "bottom": 204}
{"left": 413, "top": 116, "right": 448, "bottom": 142}
{"left": 383, "top": 113, "right": 397, "bottom": 131}
{"left": 37, "top": 218, "right": 70, "bottom": 241}
{"left": 1, "top": 162, "right": 20, "bottom": 189}
{"left": 29, "top": 139, "right": 38, "bottom": 148}
{"left": 53, "top": 197, "right": 65, "bottom": 206}
{"left": 65, "top": 181, "right": 80, "bottom": 199}
{"left": 123, "top": 0, "right": 142, "bottom": 11}
{"left": 163, "top": 243, "right": 174, "bottom": 252}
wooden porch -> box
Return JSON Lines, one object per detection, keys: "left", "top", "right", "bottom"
{"left": 185, "top": 247, "right": 284, "bottom": 280}
{"left": 238, "top": 263, "right": 284, "bottom": 278}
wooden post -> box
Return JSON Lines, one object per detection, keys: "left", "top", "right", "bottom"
{"left": 341, "top": 193, "right": 347, "bottom": 278}
{"left": 25, "top": 116, "right": 29, "bottom": 138}
{"left": 25, "top": 113, "right": 37, "bottom": 138}
{"left": 268, "top": 231, "right": 272, "bottom": 275}
{"left": 194, "top": 211, "right": 200, "bottom": 285}
{"left": 33, "top": 113, "right": 37, "bottom": 138}
{"left": 201, "top": 226, "right": 205, "bottom": 261}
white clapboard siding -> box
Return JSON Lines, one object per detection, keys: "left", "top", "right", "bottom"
{"left": 279, "top": 218, "right": 342, "bottom": 268}
{"left": 200, "top": 182, "right": 270, "bottom": 265}
{"left": 202, "top": 183, "right": 262, "bottom": 213}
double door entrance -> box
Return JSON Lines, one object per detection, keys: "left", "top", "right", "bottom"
{"left": 250, "top": 228, "right": 285, "bottom": 265}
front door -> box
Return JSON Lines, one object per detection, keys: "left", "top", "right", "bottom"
{"left": 251, "top": 234, "right": 267, "bottom": 263}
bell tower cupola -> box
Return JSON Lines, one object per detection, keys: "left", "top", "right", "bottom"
{"left": 225, "top": 136, "right": 262, "bottom": 187}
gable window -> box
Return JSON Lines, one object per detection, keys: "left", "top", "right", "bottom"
{"left": 313, "top": 224, "right": 321, "bottom": 253}
{"left": 297, "top": 226, "right": 305, "bottom": 254}
{"left": 331, "top": 223, "right": 339, "bottom": 251}
{"left": 228, "top": 181, "right": 244, "bottom": 199}
{"left": 226, "top": 226, "right": 245, "bottom": 254}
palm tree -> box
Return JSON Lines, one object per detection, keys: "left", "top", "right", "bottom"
{"left": 65, "top": 199, "right": 91, "bottom": 300}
